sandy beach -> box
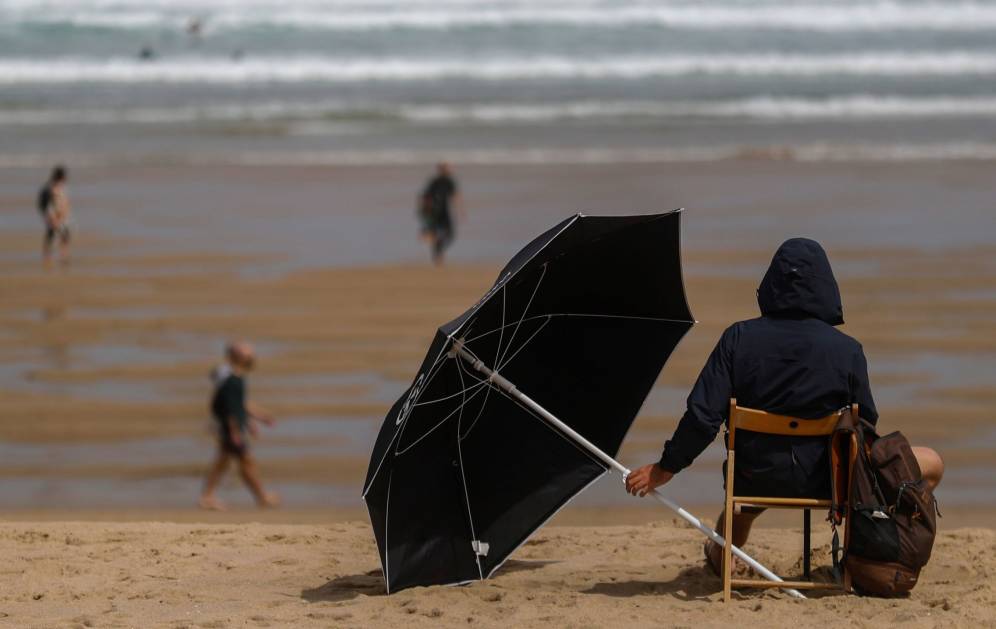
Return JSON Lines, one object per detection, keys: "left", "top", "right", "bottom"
{"left": 5, "top": 1, "right": 996, "bottom": 624}
{"left": 2, "top": 520, "right": 994, "bottom": 628}
{"left": 1, "top": 159, "right": 995, "bottom": 626}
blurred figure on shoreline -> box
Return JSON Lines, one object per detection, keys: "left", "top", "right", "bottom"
{"left": 418, "top": 162, "right": 462, "bottom": 265}
{"left": 199, "top": 341, "right": 280, "bottom": 510}
{"left": 37, "top": 165, "right": 72, "bottom": 268}
{"left": 186, "top": 17, "right": 203, "bottom": 40}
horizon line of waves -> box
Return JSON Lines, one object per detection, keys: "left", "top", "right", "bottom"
{"left": 6, "top": 95, "right": 996, "bottom": 126}
{"left": 8, "top": 3, "right": 996, "bottom": 33}
{"left": 5, "top": 52, "right": 996, "bottom": 84}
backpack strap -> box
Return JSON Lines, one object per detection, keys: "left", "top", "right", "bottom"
{"left": 828, "top": 405, "right": 858, "bottom": 526}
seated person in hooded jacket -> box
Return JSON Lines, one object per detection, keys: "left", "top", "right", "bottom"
{"left": 624, "top": 238, "right": 944, "bottom": 574}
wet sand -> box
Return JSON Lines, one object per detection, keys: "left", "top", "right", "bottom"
{"left": 1, "top": 215, "right": 994, "bottom": 511}
{"left": 0, "top": 160, "right": 996, "bottom": 511}
{"left": 1, "top": 158, "right": 994, "bottom": 625}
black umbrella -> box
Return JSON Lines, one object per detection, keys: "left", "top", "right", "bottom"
{"left": 360, "top": 209, "right": 688, "bottom": 590}
{"left": 362, "top": 209, "right": 802, "bottom": 596}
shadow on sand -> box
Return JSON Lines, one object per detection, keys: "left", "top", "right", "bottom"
{"left": 584, "top": 565, "right": 850, "bottom": 601}
{"left": 492, "top": 558, "right": 559, "bottom": 576}
{"left": 300, "top": 559, "right": 556, "bottom": 602}
{"left": 583, "top": 565, "right": 718, "bottom": 601}
{"left": 301, "top": 569, "right": 385, "bottom": 602}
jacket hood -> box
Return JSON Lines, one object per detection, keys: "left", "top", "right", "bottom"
{"left": 757, "top": 238, "right": 844, "bottom": 325}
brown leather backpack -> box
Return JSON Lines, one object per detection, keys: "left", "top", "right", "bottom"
{"left": 830, "top": 407, "right": 939, "bottom": 596}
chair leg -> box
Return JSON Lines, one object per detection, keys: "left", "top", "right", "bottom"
{"left": 842, "top": 507, "right": 853, "bottom": 592}
{"left": 723, "top": 452, "right": 735, "bottom": 603}
{"left": 803, "top": 509, "right": 811, "bottom": 579}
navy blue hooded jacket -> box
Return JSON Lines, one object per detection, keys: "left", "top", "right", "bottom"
{"left": 658, "top": 238, "right": 878, "bottom": 497}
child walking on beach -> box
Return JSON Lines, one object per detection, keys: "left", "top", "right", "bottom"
{"left": 200, "top": 341, "right": 280, "bottom": 510}
{"left": 37, "top": 165, "right": 73, "bottom": 267}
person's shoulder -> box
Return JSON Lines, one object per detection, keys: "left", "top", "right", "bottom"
{"left": 826, "top": 325, "right": 864, "bottom": 352}
{"left": 725, "top": 317, "right": 764, "bottom": 335}
{"left": 218, "top": 372, "right": 245, "bottom": 390}
{"left": 717, "top": 319, "right": 758, "bottom": 344}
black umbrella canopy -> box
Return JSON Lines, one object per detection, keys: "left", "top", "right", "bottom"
{"left": 362, "top": 210, "right": 694, "bottom": 592}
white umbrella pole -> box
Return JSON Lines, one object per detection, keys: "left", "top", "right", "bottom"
{"left": 453, "top": 343, "right": 805, "bottom": 600}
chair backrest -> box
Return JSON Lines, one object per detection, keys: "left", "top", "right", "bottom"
{"left": 727, "top": 398, "right": 842, "bottom": 450}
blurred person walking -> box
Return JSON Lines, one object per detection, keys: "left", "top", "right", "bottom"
{"left": 37, "top": 165, "right": 72, "bottom": 268}
{"left": 199, "top": 341, "right": 280, "bottom": 510}
{"left": 418, "top": 162, "right": 462, "bottom": 265}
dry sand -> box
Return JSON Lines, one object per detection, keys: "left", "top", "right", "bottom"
{"left": 1, "top": 520, "right": 993, "bottom": 628}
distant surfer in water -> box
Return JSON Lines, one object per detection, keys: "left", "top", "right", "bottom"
{"left": 199, "top": 341, "right": 280, "bottom": 510}
{"left": 418, "top": 162, "right": 462, "bottom": 265}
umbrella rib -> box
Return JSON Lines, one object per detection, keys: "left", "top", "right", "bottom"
{"left": 464, "top": 312, "right": 693, "bottom": 345}
{"left": 456, "top": 311, "right": 553, "bottom": 442}
{"left": 457, "top": 354, "right": 493, "bottom": 441}
{"left": 393, "top": 383, "right": 490, "bottom": 457}
{"left": 455, "top": 349, "right": 503, "bottom": 441}
{"left": 416, "top": 311, "right": 689, "bottom": 414}
{"left": 411, "top": 378, "right": 489, "bottom": 408}
{"left": 383, "top": 468, "right": 393, "bottom": 593}
{"left": 363, "top": 340, "right": 457, "bottom": 495}
{"left": 386, "top": 353, "right": 453, "bottom": 460}
{"left": 497, "top": 315, "right": 552, "bottom": 371}
{"left": 455, "top": 357, "right": 485, "bottom": 580}
{"left": 386, "top": 311, "right": 690, "bottom": 481}
{"left": 497, "top": 264, "right": 547, "bottom": 368}
{"left": 495, "top": 284, "right": 507, "bottom": 383}
{"left": 408, "top": 343, "right": 460, "bottom": 404}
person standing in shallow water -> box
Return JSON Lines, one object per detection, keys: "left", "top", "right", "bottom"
{"left": 38, "top": 165, "right": 72, "bottom": 268}
{"left": 418, "top": 162, "right": 462, "bottom": 265}
{"left": 200, "top": 341, "right": 280, "bottom": 510}
{"left": 624, "top": 238, "right": 944, "bottom": 575}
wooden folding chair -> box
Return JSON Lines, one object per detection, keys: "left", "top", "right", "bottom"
{"left": 722, "top": 399, "right": 855, "bottom": 601}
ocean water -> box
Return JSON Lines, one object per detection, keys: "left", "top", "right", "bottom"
{"left": 2, "top": 0, "right": 996, "bottom": 165}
